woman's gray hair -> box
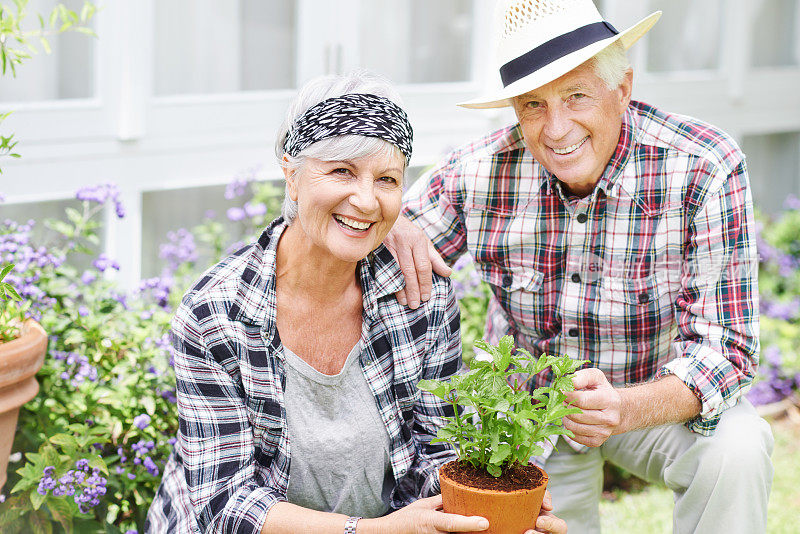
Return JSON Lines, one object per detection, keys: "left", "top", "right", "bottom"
{"left": 591, "top": 40, "right": 630, "bottom": 90}
{"left": 275, "top": 70, "right": 405, "bottom": 223}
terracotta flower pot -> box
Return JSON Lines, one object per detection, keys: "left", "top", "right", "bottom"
{"left": 439, "top": 461, "right": 549, "bottom": 534}
{"left": 0, "top": 320, "right": 47, "bottom": 490}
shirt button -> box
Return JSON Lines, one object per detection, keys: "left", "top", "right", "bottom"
{"left": 571, "top": 273, "right": 581, "bottom": 283}
{"left": 576, "top": 213, "right": 588, "bottom": 224}
{"left": 568, "top": 328, "right": 579, "bottom": 337}
{"left": 502, "top": 274, "right": 513, "bottom": 287}
{"left": 638, "top": 292, "right": 650, "bottom": 304}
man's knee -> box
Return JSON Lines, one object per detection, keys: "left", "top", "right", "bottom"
{"left": 691, "top": 401, "right": 774, "bottom": 482}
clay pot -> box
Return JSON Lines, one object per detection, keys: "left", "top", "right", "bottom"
{"left": 0, "top": 320, "right": 47, "bottom": 490}
{"left": 439, "top": 461, "right": 549, "bottom": 534}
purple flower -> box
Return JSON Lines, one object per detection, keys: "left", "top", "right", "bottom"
{"left": 125, "top": 530, "right": 138, "bottom": 534}
{"left": 80, "top": 270, "right": 97, "bottom": 285}
{"left": 784, "top": 194, "right": 800, "bottom": 211}
{"left": 75, "top": 183, "right": 126, "bottom": 219}
{"left": 244, "top": 202, "right": 267, "bottom": 218}
{"left": 226, "top": 207, "right": 246, "bottom": 222}
{"left": 133, "top": 414, "right": 151, "bottom": 430}
{"left": 143, "top": 456, "right": 159, "bottom": 476}
{"left": 78, "top": 305, "right": 89, "bottom": 317}
{"left": 93, "top": 253, "right": 120, "bottom": 272}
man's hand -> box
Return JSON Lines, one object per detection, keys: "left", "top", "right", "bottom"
{"left": 564, "top": 369, "right": 703, "bottom": 447}
{"left": 563, "top": 368, "right": 623, "bottom": 447}
{"left": 384, "top": 215, "right": 452, "bottom": 309}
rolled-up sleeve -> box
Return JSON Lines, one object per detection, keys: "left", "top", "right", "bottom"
{"left": 173, "top": 300, "right": 282, "bottom": 534}
{"left": 658, "top": 159, "right": 760, "bottom": 435}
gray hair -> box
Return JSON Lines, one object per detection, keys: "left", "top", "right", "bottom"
{"left": 275, "top": 70, "right": 406, "bottom": 223}
{"left": 590, "top": 40, "right": 630, "bottom": 90}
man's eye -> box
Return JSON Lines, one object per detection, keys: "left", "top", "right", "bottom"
{"left": 526, "top": 101, "right": 542, "bottom": 109}
{"left": 332, "top": 168, "right": 350, "bottom": 175}
{"left": 570, "top": 93, "right": 586, "bottom": 101}
{"left": 379, "top": 176, "right": 398, "bottom": 185}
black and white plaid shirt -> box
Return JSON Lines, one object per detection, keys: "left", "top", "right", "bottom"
{"left": 146, "top": 218, "right": 460, "bottom": 534}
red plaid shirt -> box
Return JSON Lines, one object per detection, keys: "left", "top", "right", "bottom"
{"left": 404, "top": 101, "right": 759, "bottom": 438}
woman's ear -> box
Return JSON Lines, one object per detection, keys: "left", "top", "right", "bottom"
{"left": 282, "top": 154, "right": 299, "bottom": 202}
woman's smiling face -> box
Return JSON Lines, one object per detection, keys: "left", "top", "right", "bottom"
{"left": 285, "top": 147, "right": 405, "bottom": 265}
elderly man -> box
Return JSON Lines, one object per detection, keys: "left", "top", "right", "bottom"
{"left": 386, "top": 1, "right": 774, "bottom": 532}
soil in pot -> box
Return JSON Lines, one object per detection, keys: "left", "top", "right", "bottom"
{"left": 440, "top": 460, "right": 548, "bottom": 534}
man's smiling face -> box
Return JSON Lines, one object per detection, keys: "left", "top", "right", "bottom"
{"left": 511, "top": 61, "right": 633, "bottom": 197}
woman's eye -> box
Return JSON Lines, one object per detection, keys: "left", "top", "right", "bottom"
{"left": 379, "top": 176, "right": 398, "bottom": 185}
{"left": 332, "top": 168, "right": 350, "bottom": 175}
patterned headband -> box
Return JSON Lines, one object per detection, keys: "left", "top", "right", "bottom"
{"left": 283, "top": 93, "right": 413, "bottom": 164}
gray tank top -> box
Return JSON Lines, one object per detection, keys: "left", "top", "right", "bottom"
{"left": 283, "top": 342, "right": 393, "bottom": 518}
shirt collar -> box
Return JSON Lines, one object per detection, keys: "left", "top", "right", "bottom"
{"left": 596, "top": 104, "right": 636, "bottom": 197}
{"left": 228, "top": 217, "right": 405, "bottom": 328}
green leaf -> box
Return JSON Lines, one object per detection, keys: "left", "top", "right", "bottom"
{"left": 49, "top": 433, "right": 80, "bottom": 452}
{"left": 142, "top": 395, "right": 156, "bottom": 415}
{"left": 30, "top": 510, "right": 52, "bottom": 534}
{"left": 29, "top": 490, "right": 47, "bottom": 511}
{"left": 0, "top": 263, "right": 13, "bottom": 279}
{"left": 489, "top": 443, "right": 511, "bottom": 464}
{"left": 47, "top": 497, "right": 75, "bottom": 531}
{"left": 417, "top": 379, "right": 452, "bottom": 400}
{"left": 87, "top": 455, "right": 108, "bottom": 475}
{"left": 486, "top": 463, "right": 502, "bottom": 477}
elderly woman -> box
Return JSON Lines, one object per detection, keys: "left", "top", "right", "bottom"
{"left": 146, "top": 72, "right": 565, "bottom": 534}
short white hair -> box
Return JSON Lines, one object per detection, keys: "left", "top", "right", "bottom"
{"left": 275, "top": 70, "right": 406, "bottom": 223}
{"left": 590, "top": 40, "right": 630, "bottom": 90}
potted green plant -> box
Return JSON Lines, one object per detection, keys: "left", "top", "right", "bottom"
{"left": 0, "top": 265, "right": 47, "bottom": 491}
{"left": 418, "top": 336, "right": 585, "bottom": 534}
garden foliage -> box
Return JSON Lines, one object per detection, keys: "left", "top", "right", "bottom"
{"left": 748, "top": 197, "right": 800, "bottom": 406}
{"left": 0, "top": 179, "right": 281, "bottom": 533}
{"left": 418, "top": 336, "right": 586, "bottom": 477}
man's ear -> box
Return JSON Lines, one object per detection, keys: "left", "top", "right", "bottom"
{"left": 617, "top": 68, "right": 634, "bottom": 114}
{"left": 282, "top": 155, "right": 298, "bottom": 202}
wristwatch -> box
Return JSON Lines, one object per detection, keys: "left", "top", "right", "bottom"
{"left": 344, "top": 516, "right": 361, "bottom": 534}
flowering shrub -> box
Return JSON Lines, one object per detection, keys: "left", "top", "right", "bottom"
{"left": 747, "top": 196, "right": 800, "bottom": 406}
{"left": 0, "top": 185, "right": 176, "bottom": 533}
{"left": 0, "top": 178, "right": 283, "bottom": 533}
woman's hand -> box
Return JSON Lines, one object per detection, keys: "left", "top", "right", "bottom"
{"left": 361, "top": 490, "right": 567, "bottom": 534}
{"left": 525, "top": 491, "right": 567, "bottom": 534}
{"left": 361, "top": 495, "right": 488, "bottom": 533}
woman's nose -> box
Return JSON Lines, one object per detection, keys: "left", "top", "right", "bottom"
{"left": 349, "top": 179, "right": 380, "bottom": 213}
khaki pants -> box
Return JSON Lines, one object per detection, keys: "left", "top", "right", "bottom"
{"left": 544, "top": 399, "right": 774, "bottom": 534}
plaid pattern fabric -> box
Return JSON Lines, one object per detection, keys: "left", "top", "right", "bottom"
{"left": 404, "top": 101, "right": 759, "bottom": 441}
{"left": 145, "top": 218, "right": 460, "bottom": 534}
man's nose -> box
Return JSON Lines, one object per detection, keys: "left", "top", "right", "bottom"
{"left": 542, "top": 104, "right": 572, "bottom": 141}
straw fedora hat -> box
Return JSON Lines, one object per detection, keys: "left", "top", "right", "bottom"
{"left": 460, "top": 0, "right": 661, "bottom": 109}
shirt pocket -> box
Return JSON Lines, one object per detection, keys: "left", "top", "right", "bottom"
{"left": 598, "top": 274, "right": 675, "bottom": 341}
{"left": 247, "top": 397, "right": 284, "bottom": 468}
{"left": 477, "top": 263, "right": 547, "bottom": 336}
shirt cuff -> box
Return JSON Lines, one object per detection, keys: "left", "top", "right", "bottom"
{"left": 658, "top": 345, "right": 750, "bottom": 436}
{"left": 210, "top": 486, "right": 284, "bottom": 534}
